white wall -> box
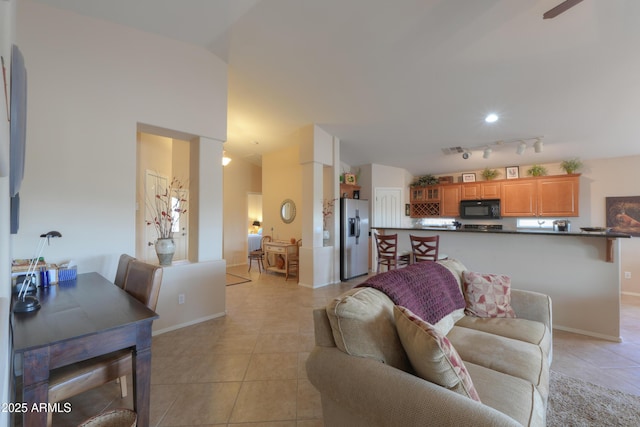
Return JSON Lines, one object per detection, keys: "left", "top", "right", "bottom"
{"left": 223, "top": 154, "right": 262, "bottom": 266}
{"left": 581, "top": 155, "right": 640, "bottom": 295}
{"left": 263, "top": 143, "right": 303, "bottom": 243}
{"left": 13, "top": 0, "right": 227, "bottom": 272}
{"left": 1, "top": 0, "right": 229, "bottom": 404}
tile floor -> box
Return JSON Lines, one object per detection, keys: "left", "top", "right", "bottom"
{"left": 54, "top": 265, "right": 640, "bottom": 426}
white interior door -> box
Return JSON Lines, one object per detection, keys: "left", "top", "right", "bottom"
{"left": 373, "top": 187, "right": 403, "bottom": 270}
{"left": 374, "top": 188, "right": 403, "bottom": 227}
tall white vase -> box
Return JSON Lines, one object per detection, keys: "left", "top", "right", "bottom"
{"left": 155, "top": 238, "right": 176, "bottom": 266}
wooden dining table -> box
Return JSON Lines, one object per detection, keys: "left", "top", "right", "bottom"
{"left": 11, "top": 272, "right": 159, "bottom": 426}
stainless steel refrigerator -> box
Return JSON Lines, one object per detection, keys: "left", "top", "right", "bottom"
{"left": 340, "top": 198, "right": 370, "bottom": 281}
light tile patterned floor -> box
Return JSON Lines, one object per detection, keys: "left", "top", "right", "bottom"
{"left": 54, "top": 266, "right": 640, "bottom": 426}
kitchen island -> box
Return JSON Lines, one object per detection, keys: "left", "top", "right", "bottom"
{"left": 372, "top": 226, "right": 631, "bottom": 341}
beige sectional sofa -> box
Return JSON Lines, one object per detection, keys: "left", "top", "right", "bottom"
{"left": 306, "top": 259, "right": 552, "bottom": 427}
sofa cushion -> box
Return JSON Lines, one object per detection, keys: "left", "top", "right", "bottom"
{"left": 395, "top": 306, "right": 481, "bottom": 402}
{"left": 448, "top": 326, "right": 550, "bottom": 401}
{"left": 462, "top": 271, "right": 516, "bottom": 318}
{"left": 326, "top": 287, "right": 411, "bottom": 371}
{"left": 466, "top": 361, "right": 546, "bottom": 427}
{"left": 455, "top": 315, "right": 552, "bottom": 358}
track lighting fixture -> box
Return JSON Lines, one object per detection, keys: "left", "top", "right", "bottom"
{"left": 533, "top": 138, "right": 543, "bottom": 153}
{"left": 443, "top": 136, "right": 543, "bottom": 160}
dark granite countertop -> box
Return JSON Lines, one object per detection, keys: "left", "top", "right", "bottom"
{"left": 371, "top": 226, "right": 631, "bottom": 238}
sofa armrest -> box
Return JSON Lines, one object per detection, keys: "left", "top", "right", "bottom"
{"left": 306, "top": 346, "right": 522, "bottom": 427}
{"left": 511, "top": 289, "right": 552, "bottom": 333}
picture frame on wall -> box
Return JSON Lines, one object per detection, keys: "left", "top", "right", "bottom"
{"left": 506, "top": 166, "right": 519, "bottom": 179}
{"left": 606, "top": 196, "right": 640, "bottom": 237}
{"left": 344, "top": 173, "right": 356, "bottom": 185}
{"left": 462, "top": 173, "right": 476, "bottom": 183}
{"left": 405, "top": 204, "right": 410, "bottom": 216}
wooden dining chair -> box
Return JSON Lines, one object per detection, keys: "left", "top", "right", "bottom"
{"left": 409, "top": 234, "right": 440, "bottom": 263}
{"left": 374, "top": 233, "right": 411, "bottom": 272}
{"left": 248, "top": 235, "right": 272, "bottom": 273}
{"left": 114, "top": 253, "right": 136, "bottom": 288}
{"left": 286, "top": 239, "right": 302, "bottom": 282}
{"left": 46, "top": 261, "right": 163, "bottom": 426}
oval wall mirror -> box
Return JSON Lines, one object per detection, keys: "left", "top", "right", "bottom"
{"left": 280, "top": 199, "right": 296, "bottom": 224}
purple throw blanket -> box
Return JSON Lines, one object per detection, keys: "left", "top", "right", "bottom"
{"left": 358, "top": 262, "right": 465, "bottom": 324}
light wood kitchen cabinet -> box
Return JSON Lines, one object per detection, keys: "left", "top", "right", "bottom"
{"left": 410, "top": 186, "right": 424, "bottom": 202}
{"left": 501, "top": 180, "right": 537, "bottom": 217}
{"left": 410, "top": 186, "right": 441, "bottom": 217}
{"left": 537, "top": 175, "right": 579, "bottom": 216}
{"left": 461, "top": 182, "right": 502, "bottom": 200}
{"left": 441, "top": 185, "right": 461, "bottom": 217}
{"left": 501, "top": 174, "right": 580, "bottom": 217}
{"left": 410, "top": 174, "right": 580, "bottom": 218}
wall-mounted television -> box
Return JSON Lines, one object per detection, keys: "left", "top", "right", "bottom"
{"left": 10, "top": 44, "right": 27, "bottom": 234}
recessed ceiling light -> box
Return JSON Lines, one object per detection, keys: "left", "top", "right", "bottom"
{"left": 485, "top": 113, "right": 499, "bottom": 123}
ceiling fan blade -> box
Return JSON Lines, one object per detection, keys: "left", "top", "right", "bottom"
{"left": 543, "top": 0, "right": 584, "bottom": 19}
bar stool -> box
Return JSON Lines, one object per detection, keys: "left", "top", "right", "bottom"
{"left": 409, "top": 234, "right": 440, "bottom": 263}
{"left": 374, "top": 233, "right": 411, "bottom": 272}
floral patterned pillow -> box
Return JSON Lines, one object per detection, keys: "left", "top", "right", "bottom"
{"left": 462, "top": 271, "right": 516, "bottom": 318}
{"left": 394, "top": 305, "right": 481, "bottom": 402}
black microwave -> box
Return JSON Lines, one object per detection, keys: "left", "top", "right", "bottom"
{"left": 459, "top": 199, "right": 501, "bottom": 219}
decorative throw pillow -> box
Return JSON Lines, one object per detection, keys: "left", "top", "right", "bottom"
{"left": 394, "top": 305, "right": 481, "bottom": 402}
{"left": 462, "top": 271, "right": 516, "bottom": 318}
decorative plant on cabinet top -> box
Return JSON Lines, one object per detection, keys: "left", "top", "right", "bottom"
{"left": 527, "top": 165, "right": 548, "bottom": 177}
{"left": 411, "top": 174, "right": 438, "bottom": 187}
{"left": 560, "top": 158, "right": 583, "bottom": 174}
{"left": 481, "top": 168, "right": 500, "bottom": 180}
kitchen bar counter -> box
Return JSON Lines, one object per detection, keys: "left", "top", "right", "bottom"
{"left": 372, "top": 226, "right": 630, "bottom": 263}
{"left": 373, "top": 225, "right": 631, "bottom": 239}
{"left": 371, "top": 226, "right": 628, "bottom": 341}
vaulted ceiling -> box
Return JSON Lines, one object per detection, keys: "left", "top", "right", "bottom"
{"left": 33, "top": 0, "right": 640, "bottom": 175}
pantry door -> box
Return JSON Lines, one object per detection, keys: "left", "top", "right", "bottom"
{"left": 374, "top": 188, "right": 403, "bottom": 227}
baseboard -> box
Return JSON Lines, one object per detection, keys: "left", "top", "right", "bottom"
{"left": 553, "top": 325, "right": 622, "bottom": 343}
{"left": 621, "top": 291, "right": 640, "bottom": 297}
{"left": 226, "top": 262, "right": 247, "bottom": 268}
{"left": 153, "top": 311, "right": 226, "bottom": 336}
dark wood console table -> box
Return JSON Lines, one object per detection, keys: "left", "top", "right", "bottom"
{"left": 11, "top": 272, "right": 158, "bottom": 427}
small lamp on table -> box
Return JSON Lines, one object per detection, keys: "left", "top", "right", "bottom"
{"left": 13, "top": 231, "right": 62, "bottom": 313}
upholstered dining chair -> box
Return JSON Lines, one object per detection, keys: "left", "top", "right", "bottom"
{"left": 409, "top": 234, "right": 440, "bottom": 263}
{"left": 248, "top": 235, "right": 272, "bottom": 273}
{"left": 286, "top": 239, "right": 302, "bottom": 282}
{"left": 114, "top": 253, "right": 136, "bottom": 288}
{"left": 46, "top": 261, "right": 163, "bottom": 426}
{"left": 374, "top": 233, "right": 411, "bottom": 272}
